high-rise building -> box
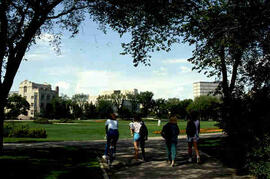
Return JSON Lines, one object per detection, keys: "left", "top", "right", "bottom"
{"left": 193, "top": 82, "right": 219, "bottom": 98}
{"left": 19, "top": 80, "right": 59, "bottom": 118}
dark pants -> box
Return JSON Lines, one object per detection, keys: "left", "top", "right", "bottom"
{"left": 140, "top": 139, "right": 146, "bottom": 160}
{"left": 105, "top": 129, "right": 119, "bottom": 155}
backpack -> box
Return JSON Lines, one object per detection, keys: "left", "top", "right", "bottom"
{"left": 139, "top": 122, "right": 148, "bottom": 140}
{"left": 186, "top": 120, "right": 196, "bottom": 137}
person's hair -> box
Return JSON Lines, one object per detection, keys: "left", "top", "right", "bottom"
{"left": 169, "top": 116, "right": 178, "bottom": 124}
{"left": 133, "top": 114, "right": 142, "bottom": 122}
{"left": 109, "top": 113, "right": 116, "bottom": 120}
{"left": 187, "top": 111, "right": 199, "bottom": 121}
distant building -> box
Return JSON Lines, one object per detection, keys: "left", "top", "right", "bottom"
{"left": 193, "top": 82, "right": 219, "bottom": 99}
{"left": 18, "top": 80, "right": 59, "bottom": 118}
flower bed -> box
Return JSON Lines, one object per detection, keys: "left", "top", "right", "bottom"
{"left": 153, "top": 128, "right": 222, "bottom": 134}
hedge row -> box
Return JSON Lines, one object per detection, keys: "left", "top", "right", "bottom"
{"left": 4, "top": 124, "right": 47, "bottom": 138}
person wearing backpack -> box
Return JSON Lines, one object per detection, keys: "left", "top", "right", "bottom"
{"left": 186, "top": 112, "right": 200, "bottom": 163}
{"left": 130, "top": 114, "right": 148, "bottom": 161}
{"left": 161, "top": 116, "right": 179, "bottom": 167}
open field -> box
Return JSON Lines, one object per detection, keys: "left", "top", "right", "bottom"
{"left": 4, "top": 119, "right": 220, "bottom": 142}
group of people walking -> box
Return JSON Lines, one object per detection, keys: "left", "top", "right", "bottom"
{"left": 102, "top": 113, "right": 200, "bottom": 167}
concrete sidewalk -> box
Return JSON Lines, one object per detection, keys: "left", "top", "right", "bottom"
{"left": 3, "top": 133, "right": 252, "bottom": 179}
{"left": 99, "top": 133, "right": 251, "bottom": 179}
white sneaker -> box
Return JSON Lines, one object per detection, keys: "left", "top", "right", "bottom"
{"left": 188, "top": 158, "right": 192, "bottom": 162}
{"left": 102, "top": 155, "right": 107, "bottom": 160}
{"left": 197, "top": 157, "right": 200, "bottom": 163}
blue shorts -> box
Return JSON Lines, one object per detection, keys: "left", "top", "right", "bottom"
{"left": 133, "top": 133, "right": 140, "bottom": 141}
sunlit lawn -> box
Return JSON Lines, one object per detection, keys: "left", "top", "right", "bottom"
{"left": 4, "top": 119, "right": 219, "bottom": 143}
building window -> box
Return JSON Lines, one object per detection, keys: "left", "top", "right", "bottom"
{"left": 24, "top": 86, "right": 27, "bottom": 93}
{"left": 41, "top": 94, "right": 44, "bottom": 100}
{"left": 31, "top": 103, "right": 34, "bottom": 107}
{"left": 47, "top": 94, "right": 50, "bottom": 100}
{"left": 31, "top": 110, "right": 34, "bottom": 115}
{"left": 31, "top": 96, "right": 34, "bottom": 99}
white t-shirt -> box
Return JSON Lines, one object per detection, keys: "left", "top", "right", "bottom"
{"left": 131, "top": 122, "right": 142, "bottom": 133}
{"left": 105, "top": 119, "right": 118, "bottom": 130}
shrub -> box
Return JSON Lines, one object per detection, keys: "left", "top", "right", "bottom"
{"left": 28, "top": 128, "right": 47, "bottom": 138}
{"left": 3, "top": 123, "right": 13, "bottom": 137}
{"left": 33, "top": 118, "right": 52, "bottom": 124}
{"left": 59, "top": 118, "right": 73, "bottom": 123}
{"left": 4, "top": 124, "right": 47, "bottom": 138}
{"left": 247, "top": 135, "right": 270, "bottom": 179}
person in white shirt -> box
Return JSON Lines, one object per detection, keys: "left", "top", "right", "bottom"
{"left": 103, "top": 113, "right": 119, "bottom": 160}
{"left": 130, "top": 115, "right": 148, "bottom": 161}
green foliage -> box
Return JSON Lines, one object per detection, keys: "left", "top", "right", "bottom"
{"left": 219, "top": 87, "right": 270, "bottom": 177}
{"left": 138, "top": 91, "right": 154, "bottom": 117}
{"left": 153, "top": 98, "right": 168, "bottom": 119}
{"left": 5, "top": 94, "right": 30, "bottom": 119}
{"left": 187, "top": 96, "right": 221, "bottom": 121}
{"left": 44, "top": 96, "right": 72, "bottom": 119}
{"left": 118, "top": 106, "right": 132, "bottom": 119}
{"left": 4, "top": 124, "right": 47, "bottom": 138}
{"left": 84, "top": 102, "right": 98, "bottom": 119}
{"left": 166, "top": 98, "right": 193, "bottom": 119}
{"left": 247, "top": 135, "right": 270, "bottom": 179}
{"left": 126, "top": 93, "right": 140, "bottom": 115}
{"left": 33, "top": 118, "right": 52, "bottom": 124}
{"left": 59, "top": 118, "right": 74, "bottom": 123}
{"left": 96, "top": 99, "right": 113, "bottom": 118}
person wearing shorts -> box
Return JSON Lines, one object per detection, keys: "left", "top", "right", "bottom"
{"left": 130, "top": 115, "right": 147, "bottom": 160}
{"left": 186, "top": 113, "right": 200, "bottom": 163}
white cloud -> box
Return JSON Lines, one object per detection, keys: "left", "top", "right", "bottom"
{"left": 179, "top": 66, "right": 191, "bottom": 73}
{"left": 73, "top": 69, "right": 204, "bottom": 99}
{"left": 55, "top": 81, "right": 70, "bottom": 90}
{"left": 42, "top": 66, "right": 78, "bottom": 76}
{"left": 153, "top": 67, "right": 168, "bottom": 76}
{"left": 162, "top": 58, "right": 189, "bottom": 64}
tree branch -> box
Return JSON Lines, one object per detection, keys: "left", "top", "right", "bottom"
{"left": 47, "top": 5, "right": 88, "bottom": 19}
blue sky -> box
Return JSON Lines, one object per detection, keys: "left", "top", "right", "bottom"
{"left": 11, "top": 20, "right": 213, "bottom": 99}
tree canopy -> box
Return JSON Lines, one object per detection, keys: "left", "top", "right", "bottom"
{"left": 5, "top": 94, "right": 30, "bottom": 119}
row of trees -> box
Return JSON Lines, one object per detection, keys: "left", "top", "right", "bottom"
{"left": 41, "top": 92, "right": 221, "bottom": 120}
{"left": 5, "top": 91, "right": 222, "bottom": 121}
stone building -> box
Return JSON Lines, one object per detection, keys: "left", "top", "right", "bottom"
{"left": 18, "top": 80, "right": 59, "bottom": 118}
{"left": 193, "top": 81, "right": 219, "bottom": 99}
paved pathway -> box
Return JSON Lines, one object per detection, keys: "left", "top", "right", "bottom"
{"left": 4, "top": 133, "right": 252, "bottom": 179}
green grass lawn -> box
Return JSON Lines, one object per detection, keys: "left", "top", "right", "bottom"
{"left": 4, "top": 119, "right": 219, "bottom": 143}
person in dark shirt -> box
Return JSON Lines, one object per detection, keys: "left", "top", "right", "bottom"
{"left": 186, "top": 112, "right": 200, "bottom": 163}
{"left": 161, "top": 116, "right": 180, "bottom": 167}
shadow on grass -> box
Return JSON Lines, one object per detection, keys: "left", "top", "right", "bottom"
{"left": 199, "top": 137, "right": 249, "bottom": 176}
{"left": 0, "top": 146, "right": 103, "bottom": 179}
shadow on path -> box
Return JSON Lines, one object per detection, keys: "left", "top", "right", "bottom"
{"left": 4, "top": 134, "right": 252, "bottom": 179}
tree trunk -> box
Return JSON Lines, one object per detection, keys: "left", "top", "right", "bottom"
{"left": 0, "top": 96, "right": 6, "bottom": 155}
